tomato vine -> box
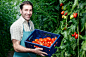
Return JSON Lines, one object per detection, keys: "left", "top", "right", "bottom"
{"left": 52, "top": 0, "right": 86, "bottom": 57}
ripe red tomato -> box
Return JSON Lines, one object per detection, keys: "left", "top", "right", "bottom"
{"left": 75, "top": 34, "right": 78, "bottom": 39}
{"left": 44, "top": 38, "right": 48, "bottom": 42}
{"left": 32, "top": 41, "right": 36, "bottom": 43}
{"left": 61, "top": 11, "right": 65, "bottom": 15}
{"left": 35, "top": 39, "right": 39, "bottom": 42}
{"left": 60, "top": 3, "right": 64, "bottom": 6}
{"left": 73, "top": 13, "right": 78, "bottom": 18}
{"left": 55, "top": 37, "right": 57, "bottom": 40}
{"left": 46, "top": 37, "right": 52, "bottom": 42}
{"left": 39, "top": 42, "right": 44, "bottom": 45}
{"left": 52, "top": 38, "right": 55, "bottom": 42}
{"left": 43, "top": 42, "right": 47, "bottom": 46}
{"left": 34, "top": 45, "right": 38, "bottom": 48}
{"left": 49, "top": 41, "right": 53, "bottom": 45}
{"left": 46, "top": 43, "right": 50, "bottom": 47}
{"left": 72, "top": 34, "right": 75, "bottom": 37}
{"left": 65, "top": 12, "right": 68, "bottom": 16}
{"left": 74, "top": 32, "right": 76, "bottom": 36}
{"left": 39, "top": 38, "right": 43, "bottom": 42}
{"left": 36, "top": 41, "right": 40, "bottom": 44}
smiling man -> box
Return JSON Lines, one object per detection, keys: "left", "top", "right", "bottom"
{"left": 10, "top": 1, "right": 47, "bottom": 57}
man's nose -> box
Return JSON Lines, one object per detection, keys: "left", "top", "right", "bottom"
{"left": 27, "top": 11, "right": 30, "bottom": 14}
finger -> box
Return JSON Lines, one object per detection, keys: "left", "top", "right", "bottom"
{"left": 37, "top": 48, "right": 43, "bottom": 50}
{"left": 41, "top": 52, "right": 48, "bottom": 55}
{"left": 40, "top": 54, "right": 45, "bottom": 57}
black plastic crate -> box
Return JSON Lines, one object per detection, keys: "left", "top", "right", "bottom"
{"left": 25, "top": 29, "right": 61, "bottom": 57}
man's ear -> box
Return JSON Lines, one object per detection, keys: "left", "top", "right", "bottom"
{"left": 20, "top": 9, "right": 22, "bottom": 14}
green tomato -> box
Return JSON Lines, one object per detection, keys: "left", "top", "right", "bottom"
{"left": 62, "top": 15, "right": 64, "bottom": 18}
{"left": 64, "top": 16, "right": 67, "bottom": 19}
{"left": 70, "top": 15, "right": 74, "bottom": 19}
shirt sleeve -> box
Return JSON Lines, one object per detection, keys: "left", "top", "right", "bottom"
{"left": 10, "top": 24, "right": 21, "bottom": 41}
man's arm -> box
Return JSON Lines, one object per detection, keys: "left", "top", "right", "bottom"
{"left": 12, "top": 39, "right": 48, "bottom": 56}
{"left": 12, "top": 39, "right": 31, "bottom": 52}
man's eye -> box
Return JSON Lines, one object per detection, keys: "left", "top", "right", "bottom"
{"left": 30, "top": 10, "right": 32, "bottom": 11}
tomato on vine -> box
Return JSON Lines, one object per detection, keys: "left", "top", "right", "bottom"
{"left": 72, "top": 34, "right": 75, "bottom": 37}
{"left": 73, "top": 13, "right": 78, "bottom": 18}
{"left": 60, "top": 3, "right": 64, "bottom": 6}
{"left": 75, "top": 34, "right": 78, "bottom": 39}
{"left": 72, "top": 32, "right": 78, "bottom": 39}
{"left": 61, "top": 6, "right": 64, "bottom": 10}
{"left": 61, "top": 11, "right": 65, "bottom": 15}
{"left": 70, "top": 15, "right": 74, "bottom": 19}
{"left": 65, "top": 12, "right": 68, "bottom": 16}
{"left": 64, "top": 16, "right": 67, "bottom": 19}
{"left": 74, "top": 32, "right": 76, "bottom": 36}
{"left": 62, "top": 15, "right": 64, "bottom": 18}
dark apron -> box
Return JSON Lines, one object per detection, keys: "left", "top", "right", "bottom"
{"left": 13, "top": 26, "right": 36, "bottom": 57}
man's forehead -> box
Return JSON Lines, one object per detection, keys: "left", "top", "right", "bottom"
{"left": 22, "top": 4, "right": 32, "bottom": 9}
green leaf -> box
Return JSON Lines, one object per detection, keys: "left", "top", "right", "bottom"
{"left": 62, "top": 31, "right": 67, "bottom": 38}
{"left": 65, "top": 51, "right": 71, "bottom": 56}
{"left": 51, "top": 18, "right": 57, "bottom": 23}
{"left": 72, "top": 0, "right": 78, "bottom": 11}
{"left": 60, "top": 45, "right": 67, "bottom": 49}
{"left": 55, "top": 5, "right": 59, "bottom": 11}
{"left": 82, "top": 41, "right": 86, "bottom": 50}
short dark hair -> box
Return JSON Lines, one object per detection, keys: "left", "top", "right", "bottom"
{"left": 20, "top": 1, "right": 33, "bottom": 10}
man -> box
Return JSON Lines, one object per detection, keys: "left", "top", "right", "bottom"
{"left": 10, "top": 1, "right": 47, "bottom": 57}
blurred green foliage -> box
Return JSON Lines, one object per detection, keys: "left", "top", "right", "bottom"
{"left": 0, "top": 0, "right": 59, "bottom": 57}
{"left": 0, "top": 1, "right": 19, "bottom": 57}
{"left": 31, "top": 0, "right": 60, "bottom": 32}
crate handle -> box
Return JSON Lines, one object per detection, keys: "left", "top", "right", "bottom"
{"left": 54, "top": 42, "right": 58, "bottom": 47}
{"left": 28, "top": 35, "right": 33, "bottom": 40}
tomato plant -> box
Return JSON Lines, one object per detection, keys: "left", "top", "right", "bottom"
{"left": 52, "top": 0, "right": 86, "bottom": 57}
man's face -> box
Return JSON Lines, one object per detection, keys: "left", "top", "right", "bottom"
{"left": 20, "top": 4, "right": 32, "bottom": 22}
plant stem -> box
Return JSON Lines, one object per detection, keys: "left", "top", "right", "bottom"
{"left": 84, "top": 51, "right": 85, "bottom": 57}
{"left": 77, "top": 3, "right": 79, "bottom": 57}
{"left": 85, "top": 22, "right": 86, "bottom": 35}
{"left": 77, "top": 26, "right": 79, "bottom": 57}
